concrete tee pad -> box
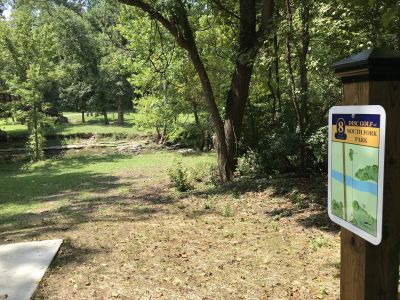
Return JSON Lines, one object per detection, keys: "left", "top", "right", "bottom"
{"left": 0, "top": 239, "right": 62, "bottom": 300}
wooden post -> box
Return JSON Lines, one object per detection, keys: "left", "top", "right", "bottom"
{"left": 342, "top": 142, "right": 348, "bottom": 221}
{"left": 332, "top": 48, "right": 400, "bottom": 300}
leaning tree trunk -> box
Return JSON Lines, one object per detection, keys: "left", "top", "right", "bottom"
{"left": 117, "top": 0, "right": 274, "bottom": 182}
{"left": 188, "top": 49, "right": 232, "bottom": 181}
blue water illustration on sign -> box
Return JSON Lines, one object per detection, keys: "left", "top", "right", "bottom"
{"left": 331, "top": 169, "right": 377, "bottom": 196}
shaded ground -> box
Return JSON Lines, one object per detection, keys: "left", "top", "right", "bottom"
{"left": 0, "top": 151, "right": 340, "bottom": 300}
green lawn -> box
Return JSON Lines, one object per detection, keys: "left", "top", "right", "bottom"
{"left": 0, "top": 151, "right": 215, "bottom": 219}
{"left": 0, "top": 120, "right": 28, "bottom": 137}
{"left": 0, "top": 112, "right": 153, "bottom": 138}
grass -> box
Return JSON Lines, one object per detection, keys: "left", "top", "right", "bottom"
{"left": 57, "top": 112, "right": 147, "bottom": 136}
{"left": 0, "top": 125, "right": 340, "bottom": 299}
{"left": 0, "top": 120, "right": 27, "bottom": 137}
{"left": 0, "top": 151, "right": 215, "bottom": 220}
{"left": 0, "top": 112, "right": 153, "bottom": 138}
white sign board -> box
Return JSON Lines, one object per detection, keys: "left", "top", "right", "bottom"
{"left": 328, "top": 105, "right": 386, "bottom": 245}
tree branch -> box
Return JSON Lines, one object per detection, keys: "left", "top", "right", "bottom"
{"left": 209, "top": 0, "right": 241, "bottom": 21}
{"left": 257, "top": 0, "right": 274, "bottom": 38}
{"left": 117, "top": 0, "right": 189, "bottom": 49}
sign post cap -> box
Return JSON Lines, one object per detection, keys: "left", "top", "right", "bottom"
{"left": 332, "top": 48, "right": 400, "bottom": 82}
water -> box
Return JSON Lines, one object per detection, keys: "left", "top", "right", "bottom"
{"left": 331, "top": 169, "right": 378, "bottom": 196}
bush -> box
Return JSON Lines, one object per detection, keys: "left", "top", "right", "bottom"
{"left": 307, "top": 126, "right": 328, "bottom": 172}
{"left": 168, "top": 121, "right": 212, "bottom": 150}
{"left": 168, "top": 160, "right": 192, "bottom": 192}
{"left": 189, "top": 163, "right": 220, "bottom": 186}
{"left": 189, "top": 162, "right": 212, "bottom": 182}
{"left": 238, "top": 149, "right": 262, "bottom": 178}
{"left": 207, "top": 164, "right": 221, "bottom": 186}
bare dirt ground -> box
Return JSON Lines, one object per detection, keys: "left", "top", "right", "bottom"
{"left": 2, "top": 169, "right": 340, "bottom": 299}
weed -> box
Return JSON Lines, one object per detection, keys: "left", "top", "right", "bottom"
{"left": 222, "top": 202, "right": 232, "bottom": 217}
{"left": 118, "top": 187, "right": 130, "bottom": 197}
{"left": 320, "top": 286, "right": 329, "bottom": 296}
{"left": 189, "top": 163, "right": 211, "bottom": 182}
{"left": 271, "top": 221, "right": 279, "bottom": 231}
{"left": 310, "top": 236, "right": 329, "bottom": 251}
{"left": 289, "top": 189, "right": 309, "bottom": 209}
{"left": 167, "top": 160, "right": 192, "bottom": 192}
{"left": 204, "top": 200, "right": 211, "bottom": 210}
{"left": 223, "top": 232, "right": 234, "bottom": 239}
{"left": 231, "top": 190, "right": 240, "bottom": 199}
{"left": 79, "top": 192, "right": 91, "bottom": 200}
{"left": 271, "top": 208, "right": 292, "bottom": 220}
{"left": 208, "top": 164, "right": 221, "bottom": 186}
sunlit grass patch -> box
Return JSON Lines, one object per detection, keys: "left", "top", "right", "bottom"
{"left": 0, "top": 151, "right": 216, "bottom": 220}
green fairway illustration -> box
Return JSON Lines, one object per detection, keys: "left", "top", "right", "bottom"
{"left": 331, "top": 142, "right": 378, "bottom": 236}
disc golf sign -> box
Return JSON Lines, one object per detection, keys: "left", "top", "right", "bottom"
{"left": 328, "top": 105, "right": 386, "bottom": 245}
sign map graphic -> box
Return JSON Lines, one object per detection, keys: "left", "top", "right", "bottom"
{"left": 328, "top": 105, "right": 386, "bottom": 245}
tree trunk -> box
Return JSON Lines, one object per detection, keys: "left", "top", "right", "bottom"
{"left": 103, "top": 111, "right": 109, "bottom": 125}
{"left": 285, "top": 0, "right": 307, "bottom": 169}
{"left": 267, "top": 66, "right": 278, "bottom": 123}
{"left": 156, "top": 123, "right": 167, "bottom": 144}
{"left": 118, "top": 0, "right": 274, "bottom": 181}
{"left": 33, "top": 103, "right": 39, "bottom": 161}
{"left": 273, "top": 32, "right": 281, "bottom": 120}
{"left": 117, "top": 101, "right": 124, "bottom": 126}
{"left": 156, "top": 126, "right": 161, "bottom": 142}
{"left": 192, "top": 102, "right": 204, "bottom": 150}
{"left": 81, "top": 110, "right": 85, "bottom": 123}
{"left": 224, "top": 59, "right": 256, "bottom": 176}
{"left": 185, "top": 39, "right": 232, "bottom": 181}
{"left": 221, "top": 0, "right": 265, "bottom": 177}
{"left": 162, "top": 122, "right": 167, "bottom": 143}
{"left": 298, "top": 1, "right": 310, "bottom": 171}
{"left": 247, "top": 100, "right": 257, "bottom": 148}
{"left": 299, "top": 1, "right": 310, "bottom": 125}
{"left": 193, "top": 102, "right": 200, "bottom": 127}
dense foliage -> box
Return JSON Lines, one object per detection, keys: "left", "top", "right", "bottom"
{"left": 0, "top": 0, "right": 399, "bottom": 176}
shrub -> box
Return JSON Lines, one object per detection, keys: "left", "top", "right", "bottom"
{"left": 189, "top": 162, "right": 209, "bottom": 182}
{"left": 222, "top": 202, "right": 232, "bottom": 217}
{"left": 307, "top": 126, "right": 328, "bottom": 172}
{"left": 168, "top": 121, "right": 213, "bottom": 150}
{"left": 168, "top": 160, "right": 192, "bottom": 192}
{"left": 207, "top": 164, "right": 221, "bottom": 186}
{"left": 238, "top": 149, "right": 262, "bottom": 178}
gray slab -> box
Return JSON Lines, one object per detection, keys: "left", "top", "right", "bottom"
{"left": 0, "top": 239, "right": 62, "bottom": 300}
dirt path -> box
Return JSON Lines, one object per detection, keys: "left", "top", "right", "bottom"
{"left": 1, "top": 173, "right": 340, "bottom": 300}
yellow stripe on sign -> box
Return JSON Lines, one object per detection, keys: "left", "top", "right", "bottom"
{"left": 332, "top": 125, "right": 380, "bottom": 148}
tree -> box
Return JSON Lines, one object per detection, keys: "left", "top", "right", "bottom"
{"left": 0, "top": 2, "right": 58, "bottom": 160}
{"left": 54, "top": 5, "right": 100, "bottom": 123}
{"left": 86, "top": 0, "right": 134, "bottom": 125}
{"left": 117, "top": 0, "right": 275, "bottom": 181}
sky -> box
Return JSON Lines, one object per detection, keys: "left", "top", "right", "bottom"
{"left": 2, "top": 5, "right": 11, "bottom": 20}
